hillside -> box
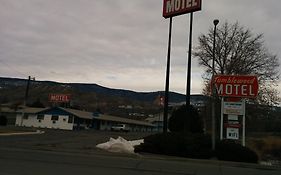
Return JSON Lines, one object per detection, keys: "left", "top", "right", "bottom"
{"left": 0, "top": 77, "right": 207, "bottom": 117}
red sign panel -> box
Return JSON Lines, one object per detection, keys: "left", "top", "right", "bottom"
{"left": 224, "top": 123, "right": 242, "bottom": 128}
{"left": 213, "top": 75, "right": 259, "bottom": 98}
{"left": 163, "top": 0, "right": 202, "bottom": 18}
{"left": 49, "top": 94, "right": 71, "bottom": 103}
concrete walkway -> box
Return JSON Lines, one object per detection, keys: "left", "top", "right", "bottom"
{"left": 0, "top": 130, "right": 44, "bottom": 136}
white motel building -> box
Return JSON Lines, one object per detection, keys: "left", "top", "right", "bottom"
{"left": 15, "top": 107, "right": 154, "bottom": 131}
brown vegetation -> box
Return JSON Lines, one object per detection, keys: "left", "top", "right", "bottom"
{"left": 247, "top": 136, "right": 281, "bottom": 161}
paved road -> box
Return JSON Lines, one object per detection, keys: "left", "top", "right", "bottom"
{"left": 0, "top": 128, "right": 280, "bottom": 175}
{"left": 0, "top": 147, "right": 280, "bottom": 175}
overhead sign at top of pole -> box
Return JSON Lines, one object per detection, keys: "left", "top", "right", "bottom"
{"left": 163, "top": 0, "right": 202, "bottom": 18}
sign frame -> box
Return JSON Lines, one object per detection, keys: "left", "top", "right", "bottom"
{"left": 213, "top": 75, "right": 259, "bottom": 98}
{"left": 220, "top": 97, "right": 246, "bottom": 146}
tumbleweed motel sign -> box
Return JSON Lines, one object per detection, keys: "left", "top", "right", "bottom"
{"left": 213, "top": 75, "right": 259, "bottom": 146}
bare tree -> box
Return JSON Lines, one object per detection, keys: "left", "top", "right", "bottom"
{"left": 194, "top": 22, "right": 280, "bottom": 105}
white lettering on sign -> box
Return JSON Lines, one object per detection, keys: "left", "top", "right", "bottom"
{"left": 166, "top": 0, "right": 198, "bottom": 14}
{"left": 213, "top": 75, "right": 258, "bottom": 98}
{"left": 175, "top": 0, "right": 181, "bottom": 11}
{"left": 226, "top": 84, "right": 232, "bottom": 95}
{"left": 226, "top": 128, "right": 239, "bottom": 140}
{"left": 215, "top": 84, "right": 255, "bottom": 97}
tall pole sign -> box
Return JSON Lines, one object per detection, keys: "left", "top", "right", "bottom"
{"left": 162, "top": 0, "right": 202, "bottom": 133}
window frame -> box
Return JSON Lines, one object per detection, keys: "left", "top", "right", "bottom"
{"left": 51, "top": 115, "right": 59, "bottom": 121}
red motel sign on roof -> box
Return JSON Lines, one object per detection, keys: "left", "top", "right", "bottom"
{"left": 49, "top": 94, "right": 71, "bottom": 103}
{"left": 213, "top": 75, "right": 259, "bottom": 98}
{"left": 163, "top": 0, "right": 202, "bottom": 18}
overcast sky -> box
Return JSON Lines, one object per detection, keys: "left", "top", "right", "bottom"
{"left": 0, "top": 0, "right": 280, "bottom": 95}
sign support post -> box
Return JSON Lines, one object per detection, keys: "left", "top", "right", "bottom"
{"left": 242, "top": 98, "right": 246, "bottom": 146}
{"left": 220, "top": 97, "right": 224, "bottom": 140}
{"left": 186, "top": 12, "right": 193, "bottom": 106}
{"left": 163, "top": 17, "right": 173, "bottom": 133}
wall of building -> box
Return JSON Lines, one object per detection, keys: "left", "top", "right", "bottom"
{"left": 15, "top": 114, "right": 73, "bottom": 130}
{"left": 98, "top": 120, "right": 153, "bottom": 132}
{"left": 14, "top": 112, "right": 154, "bottom": 132}
{"left": 100, "top": 120, "right": 113, "bottom": 131}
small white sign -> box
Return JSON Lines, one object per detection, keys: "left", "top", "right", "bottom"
{"left": 228, "top": 115, "right": 238, "bottom": 121}
{"left": 226, "top": 128, "right": 239, "bottom": 140}
{"left": 224, "top": 102, "right": 244, "bottom": 115}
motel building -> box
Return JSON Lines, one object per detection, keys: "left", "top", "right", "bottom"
{"left": 15, "top": 107, "right": 154, "bottom": 131}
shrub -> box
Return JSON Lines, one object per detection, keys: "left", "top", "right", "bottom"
{"left": 168, "top": 105, "right": 204, "bottom": 133}
{"left": 0, "top": 115, "right": 7, "bottom": 126}
{"left": 216, "top": 140, "right": 258, "bottom": 163}
{"left": 134, "top": 132, "right": 214, "bottom": 159}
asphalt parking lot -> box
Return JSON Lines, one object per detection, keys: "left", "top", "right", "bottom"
{"left": 0, "top": 126, "right": 152, "bottom": 154}
{"left": 1, "top": 126, "right": 281, "bottom": 175}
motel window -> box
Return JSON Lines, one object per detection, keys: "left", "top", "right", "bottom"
{"left": 68, "top": 115, "right": 73, "bottom": 123}
{"left": 51, "top": 115, "right": 59, "bottom": 121}
{"left": 23, "top": 114, "right": 29, "bottom": 119}
{"left": 37, "top": 114, "right": 44, "bottom": 120}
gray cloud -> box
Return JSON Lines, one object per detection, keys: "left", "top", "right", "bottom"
{"left": 0, "top": 0, "right": 280, "bottom": 94}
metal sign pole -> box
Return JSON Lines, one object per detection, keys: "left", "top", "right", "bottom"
{"left": 163, "top": 17, "right": 173, "bottom": 133}
{"left": 220, "top": 97, "right": 224, "bottom": 140}
{"left": 186, "top": 12, "right": 193, "bottom": 107}
{"left": 242, "top": 99, "right": 246, "bottom": 146}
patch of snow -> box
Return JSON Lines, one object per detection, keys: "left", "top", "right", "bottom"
{"left": 96, "top": 136, "right": 143, "bottom": 154}
{"left": 260, "top": 161, "right": 272, "bottom": 166}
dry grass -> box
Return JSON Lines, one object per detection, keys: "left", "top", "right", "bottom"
{"left": 247, "top": 136, "right": 281, "bottom": 161}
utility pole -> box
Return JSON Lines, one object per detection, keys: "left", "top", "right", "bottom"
{"left": 21, "top": 76, "right": 35, "bottom": 126}
{"left": 24, "top": 76, "right": 35, "bottom": 106}
{"left": 24, "top": 76, "right": 31, "bottom": 106}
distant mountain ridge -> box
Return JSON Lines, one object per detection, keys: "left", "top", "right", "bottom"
{"left": 0, "top": 77, "right": 205, "bottom": 103}
{"left": 0, "top": 76, "right": 210, "bottom": 118}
